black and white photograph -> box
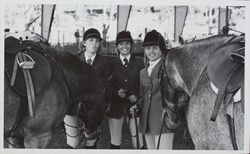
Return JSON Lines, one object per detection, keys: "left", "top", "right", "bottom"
{"left": 1, "top": 0, "right": 249, "bottom": 153}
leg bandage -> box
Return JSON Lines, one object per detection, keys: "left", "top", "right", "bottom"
{"left": 64, "top": 115, "right": 80, "bottom": 148}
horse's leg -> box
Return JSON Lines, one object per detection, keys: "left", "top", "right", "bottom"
{"left": 21, "top": 77, "right": 69, "bottom": 148}
{"left": 24, "top": 131, "right": 52, "bottom": 148}
{"left": 7, "top": 132, "right": 25, "bottom": 148}
{"left": 186, "top": 72, "right": 233, "bottom": 150}
{"left": 4, "top": 79, "right": 26, "bottom": 148}
{"left": 234, "top": 101, "right": 244, "bottom": 150}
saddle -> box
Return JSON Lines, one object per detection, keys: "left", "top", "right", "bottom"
{"left": 5, "top": 36, "right": 52, "bottom": 98}
{"left": 207, "top": 39, "right": 244, "bottom": 121}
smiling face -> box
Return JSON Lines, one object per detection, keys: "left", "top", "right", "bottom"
{"left": 144, "top": 45, "right": 162, "bottom": 61}
{"left": 84, "top": 37, "right": 100, "bottom": 54}
{"left": 117, "top": 41, "right": 132, "bottom": 56}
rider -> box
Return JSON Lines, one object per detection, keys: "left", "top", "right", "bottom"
{"left": 64, "top": 28, "right": 111, "bottom": 149}
{"left": 130, "top": 30, "right": 175, "bottom": 149}
{"left": 107, "top": 31, "right": 145, "bottom": 149}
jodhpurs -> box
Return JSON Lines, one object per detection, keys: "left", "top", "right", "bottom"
{"left": 144, "top": 132, "right": 174, "bottom": 149}
{"left": 108, "top": 116, "right": 144, "bottom": 148}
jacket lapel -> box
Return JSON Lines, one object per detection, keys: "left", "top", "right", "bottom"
{"left": 92, "top": 54, "right": 100, "bottom": 67}
{"left": 149, "top": 59, "right": 162, "bottom": 80}
{"left": 141, "top": 67, "right": 152, "bottom": 85}
{"left": 128, "top": 55, "right": 135, "bottom": 70}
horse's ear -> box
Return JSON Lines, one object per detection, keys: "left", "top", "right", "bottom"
{"left": 178, "top": 35, "right": 185, "bottom": 45}
{"left": 5, "top": 36, "right": 23, "bottom": 54}
{"left": 230, "top": 52, "right": 244, "bottom": 64}
{"left": 191, "top": 35, "right": 196, "bottom": 42}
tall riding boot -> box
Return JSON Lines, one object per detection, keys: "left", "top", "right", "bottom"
{"left": 110, "top": 143, "right": 120, "bottom": 149}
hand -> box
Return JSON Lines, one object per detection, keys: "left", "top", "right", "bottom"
{"left": 117, "top": 88, "right": 126, "bottom": 98}
{"left": 129, "top": 105, "right": 138, "bottom": 117}
{"left": 128, "top": 95, "right": 138, "bottom": 103}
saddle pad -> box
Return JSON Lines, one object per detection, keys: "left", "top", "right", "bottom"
{"left": 207, "top": 42, "right": 244, "bottom": 93}
{"left": 5, "top": 49, "right": 52, "bottom": 96}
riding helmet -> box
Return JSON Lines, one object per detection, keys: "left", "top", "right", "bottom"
{"left": 116, "top": 31, "right": 133, "bottom": 46}
{"left": 83, "top": 28, "right": 103, "bottom": 41}
{"left": 143, "top": 29, "right": 167, "bottom": 53}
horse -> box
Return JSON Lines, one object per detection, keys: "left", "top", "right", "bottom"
{"left": 4, "top": 31, "right": 106, "bottom": 148}
{"left": 160, "top": 34, "right": 244, "bottom": 150}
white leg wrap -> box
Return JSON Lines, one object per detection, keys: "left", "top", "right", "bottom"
{"left": 86, "top": 138, "right": 97, "bottom": 146}
{"left": 8, "top": 137, "right": 15, "bottom": 148}
{"left": 233, "top": 88, "right": 241, "bottom": 102}
{"left": 64, "top": 115, "right": 80, "bottom": 148}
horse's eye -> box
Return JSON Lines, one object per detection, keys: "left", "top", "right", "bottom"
{"left": 26, "top": 36, "right": 29, "bottom": 39}
{"left": 19, "top": 37, "right": 23, "bottom": 40}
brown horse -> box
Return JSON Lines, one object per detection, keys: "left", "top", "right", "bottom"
{"left": 160, "top": 34, "right": 244, "bottom": 149}
{"left": 4, "top": 31, "right": 106, "bottom": 148}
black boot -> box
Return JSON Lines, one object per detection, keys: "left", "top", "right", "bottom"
{"left": 110, "top": 143, "right": 120, "bottom": 149}
{"left": 140, "top": 145, "right": 147, "bottom": 149}
{"left": 85, "top": 143, "right": 97, "bottom": 149}
{"left": 66, "top": 145, "right": 75, "bottom": 149}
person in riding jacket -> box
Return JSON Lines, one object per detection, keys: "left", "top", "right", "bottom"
{"left": 107, "top": 31, "right": 145, "bottom": 149}
{"left": 64, "top": 28, "right": 111, "bottom": 149}
{"left": 130, "top": 30, "right": 175, "bottom": 149}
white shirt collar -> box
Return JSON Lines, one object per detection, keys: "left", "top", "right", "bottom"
{"left": 147, "top": 58, "right": 161, "bottom": 76}
{"left": 119, "top": 54, "right": 131, "bottom": 64}
{"left": 148, "top": 58, "right": 161, "bottom": 67}
{"left": 84, "top": 52, "right": 96, "bottom": 64}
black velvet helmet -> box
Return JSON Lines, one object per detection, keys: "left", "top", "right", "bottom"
{"left": 83, "top": 28, "right": 102, "bottom": 41}
{"left": 143, "top": 29, "right": 167, "bottom": 53}
{"left": 116, "top": 31, "right": 133, "bottom": 46}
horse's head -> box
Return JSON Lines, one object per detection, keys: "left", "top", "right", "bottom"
{"left": 159, "top": 54, "right": 190, "bottom": 130}
{"left": 77, "top": 78, "right": 106, "bottom": 139}
{"left": 63, "top": 62, "right": 107, "bottom": 138}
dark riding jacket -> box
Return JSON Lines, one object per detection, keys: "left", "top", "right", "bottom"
{"left": 77, "top": 52, "right": 112, "bottom": 102}
{"left": 107, "top": 55, "right": 144, "bottom": 118}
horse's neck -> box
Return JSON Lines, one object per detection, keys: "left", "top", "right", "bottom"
{"left": 170, "top": 35, "right": 235, "bottom": 95}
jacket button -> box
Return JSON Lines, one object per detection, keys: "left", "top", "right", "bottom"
{"left": 125, "top": 79, "right": 128, "bottom": 82}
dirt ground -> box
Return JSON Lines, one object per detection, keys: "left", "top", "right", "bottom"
{"left": 46, "top": 116, "right": 195, "bottom": 149}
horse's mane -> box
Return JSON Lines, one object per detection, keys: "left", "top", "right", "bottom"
{"left": 172, "top": 34, "right": 236, "bottom": 50}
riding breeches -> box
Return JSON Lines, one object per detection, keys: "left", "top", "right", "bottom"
{"left": 108, "top": 116, "right": 144, "bottom": 148}
{"left": 144, "top": 132, "right": 174, "bottom": 149}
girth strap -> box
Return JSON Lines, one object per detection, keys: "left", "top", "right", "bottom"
{"left": 210, "top": 64, "right": 241, "bottom": 121}
{"left": 11, "top": 52, "right": 36, "bottom": 117}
